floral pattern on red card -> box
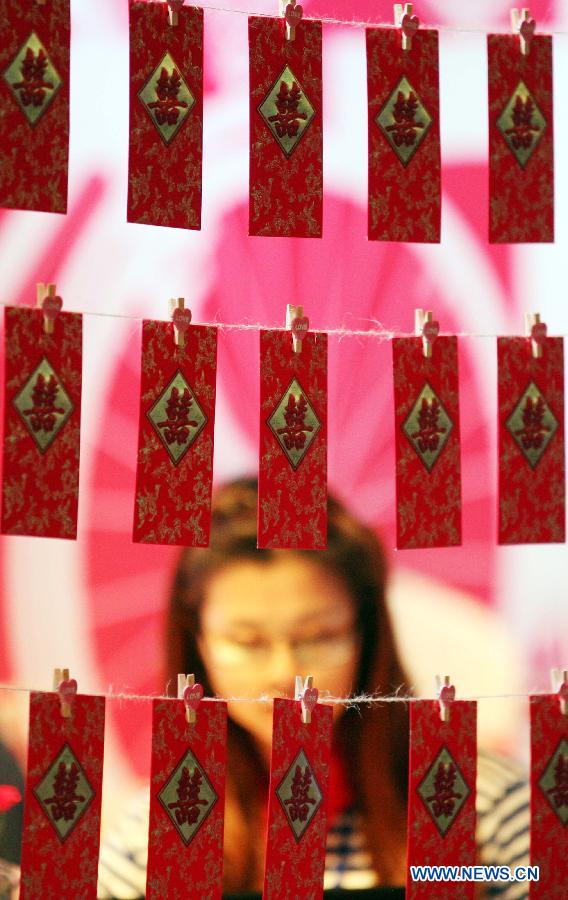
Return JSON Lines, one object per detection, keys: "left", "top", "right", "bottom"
{"left": 367, "top": 26, "right": 440, "bottom": 243}
{"left": 1, "top": 306, "right": 82, "bottom": 539}
{"left": 498, "top": 337, "right": 564, "bottom": 544}
{"left": 0, "top": 0, "right": 69, "bottom": 212}
{"left": 392, "top": 336, "right": 462, "bottom": 548}
{"left": 259, "top": 329, "right": 327, "bottom": 549}
{"left": 249, "top": 16, "right": 322, "bottom": 238}
{"left": 133, "top": 319, "right": 217, "bottom": 546}
{"left": 20, "top": 691, "right": 105, "bottom": 899}
{"left": 128, "top": 1, "right": 203, "bottom": 229}
{"left": 488, "top": 34, "right": 554, "bottom": 243}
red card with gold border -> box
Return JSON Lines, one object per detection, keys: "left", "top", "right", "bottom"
{"left": 367, "top": 26, "right": 440, "bottom": 243}
{"left": 263, "top": 698, "right": 332, "bottom": 899}
{"left": 392, "top": 336, "right": 462, "bottom": 548}
{"left": 1, "top": 305, "right": 82, "bottom": 539}
{"left": 529, "top": 694, "right": 568, "bottom": 898}
{"left": 259, "top": 329, "right": 327, "bottom": 549}
{"left": 20, "top": 691, "right": 105, "bottom": 899}
{"left": 249, "top": 15, "right": 322, "bottom": 238}
{"left": 498, "top": 337, "right": 564, "bottom": 544}
{"left": 146, "top": 698, "right": 227, "bottom": 899}
{"left": 128, "top": 1, "right": 203, "bottom": 230}
{"left": 133, "top": 319, "right": 217, "bottom": 546}
{"left": 407, "top": 700, "right": 477, "bottom": 899}
{"left": 488, "top": 33, "right": 553, "bottom": 243}
{"left": 0, "top": 0, "right": 69, "bottom": 213}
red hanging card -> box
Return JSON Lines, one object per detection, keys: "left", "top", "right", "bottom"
{"left": 529, "top": 693, "right": 568, "bottom": 898}
{"left": 128, "top": 1, "right": 203, "bottom": 230}
{"left": 146, "top": 697, "right": 227, "bottom": 899}
{"left": 487, "top": 32, "right": 553, "bottom": 243}
{"left": 0, "top": 0, "right": 69, "bottom": 213}
{"left": 392, "top": 336, "right": 462, "bottom": 549}
{"left": 263, "top": 698, "right": 332, "bottom": 899}
{"left": 1, "top": 305, "right": 82, "bottom": 539}
{"left": 259, "top": 329, "right": 327, "bottom": 549}
{"left": 407, "top": 700, "right": 477, "bottom": 899}
{"left": 249, "top": 15, "right": 322, "bottom": 238}
{"left": 366, "top": 26, "right": 440, "bottom": 243}
{"left": 20, "top": 690, "right": 105, "bottom": 899}
{"left": 498, "top": 336, "right": 564, "bottom": 544}
{"left": 133, "top": 319, "right": 217, "bottom": 546}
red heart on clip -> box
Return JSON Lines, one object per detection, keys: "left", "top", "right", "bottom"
{"left": 519, "top": 18, "right": 536, "bottom": 43}
{"left": 42, "top": 295, "right": 63, "bottom": 320}
{"left": 168, "top": 0, "right": 185, "bottom": 10}
{"left": 285, "top": 3, "right": 303, "bottom": 26}
{"left": 302, "top": 687, "right": 319, "bottom": 711}
{"left": 401, "top": 13, "right": 419, "bottom": 37}
{"left": 531, "top": 322, "right": 547, "bottom": 344}
{"left": 422, "top": 320, "right": 439, "bottom": 344}
{"left": 439, "top": 684, "right": 455, "bottom": 704}
{"left": 172, "top": 308, "right": 192, "bottom": 333}
{"left": 558, "top": 681, "right": 568, "bottom": 701}
{"left": 58, "top": 678, "right": 78, "bottom": 702}
{"left": 291, "top": 316, "right": 309, "bottom": 337}
{"left": 183, "top": 683, "right": 204, "bottom": 710}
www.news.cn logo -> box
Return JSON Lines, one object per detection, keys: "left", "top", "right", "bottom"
{"left": 410, "top": 865, "right": 539, "bottom": 883}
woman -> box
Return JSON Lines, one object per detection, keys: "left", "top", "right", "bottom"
{"left": 98, "top": 478, "right": 529, "bottom": 898}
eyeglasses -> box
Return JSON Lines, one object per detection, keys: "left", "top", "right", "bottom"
{"left": 202, "top": 628, "right": 359, "bottom": 670}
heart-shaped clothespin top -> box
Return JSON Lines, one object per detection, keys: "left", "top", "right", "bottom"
{"left": 302, "top": 686, "right": 319, "bottom": 713}
{"left": 519, "top": 17, "right": 536, "bottom": 44}
{"left": 422, "top": 319, "right": 439, "bottom": 345}
{"left": 439, "top": 684, "right": 456, "bottom": 704}
{"left": 401, "top": 13, "right": 419, "bottom": 37}
{"left": 285, "top": 2, "right": 303, "bottom": 26}
{"left": 172, "top": 307, "right": 192, "bottom": 333}
{"left": 291, "top": 315, "right": 309, "bottom": 338}
{"left": 558, "top": 681, "right": 568, "bottom": 701}
{"left": 42, "top": 295, "right": 63, "bottom": 320}
{"left": 183, "top": 682, "right": 204, "bottom": 711}
{"left": 531, "top": 321, "right": 547, "bottom": 345}
{"left": 58, "top": 678, "right": 78, "bottom": 702}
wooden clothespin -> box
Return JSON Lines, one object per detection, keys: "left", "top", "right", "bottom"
{"left": 37, "top": 283, "right": 62, "bottom": 335}
{"left": 280, "top": 0, "right": 303, "bottom": 41}
{"left": 436, "top": 675, "right": 455, "bottom": 723}
{"left": 295, "top": 675, "right": 318, "bottom": 725}
{"left": 169, "top": 297, "right": 192, "bottom": 349}
{"left": 525, "top": 312, "right": 546, "bottom": 359}
{"left": 394, "top": 3, "right": 419, "bottom": 51}
{"left": 286, "top": 304, "right": 309, "bottom": 354}
{"left": 551, "top": 669, "right": 568, "bottom": 718}
{"left": 167, "top": 0, "right": 184, "bottom": 27}
{"left": 511, "top": 8, "right": 536, "bottom": 56}
{"left": 53, "top": 668, "right": 77, "bottom": 719}
{"left": 415, "top": 308, "right": 439, "bottom": 359}
{"left": 178, "top": 673, "right": 203, "bottom": 724}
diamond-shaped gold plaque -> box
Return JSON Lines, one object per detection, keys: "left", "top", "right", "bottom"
{"left": 403, "top": 382, "right": 453, "bottom": 472}
{"left": 376, "top": 75, "right": 432, "bottom": 166}
{"left": 417, "top": 746, "right": 470, "bottom": 837}
{"left": 538, "top": 738, "right": 568, "bottom": 826}
{"left": 33, "top": 744, "right": 95, "bottom": 842}
{"left": 267, "top": 378, "right": 321, "bottom": 470}
{"left": 138, "top": 52, "right": 195, "bottom": 145}
{"left": 505, "top": 381, "right": 558, "bottom": 470}
{"left": 158, "top": 748, "right": 218, "bottom": 845}
{"left": 3, "top": 31, "right": 62, "bottom": 126}
{"left": 258, "top": 65, "right": 315, "bottom": 158}
{"left": 13, "top": 357, "right": 74, "bottom": 453}
{"left": 276, "top": 748, "right": 323, "bottom": 842}
{"left": 496, "top": 81, "right": 546, "bottom": 168}
{"left": 147, "top": 371, "right": 207, "bottom": 466}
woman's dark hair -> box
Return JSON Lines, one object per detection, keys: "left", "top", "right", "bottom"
{"left": 165, "top": 477, "right": 410, "bottom": 890}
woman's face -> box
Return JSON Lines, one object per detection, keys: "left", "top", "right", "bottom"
{"left": 197, "top": 556, "right": 361, "bottom": 761}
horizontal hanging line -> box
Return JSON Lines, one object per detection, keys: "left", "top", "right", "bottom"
{"left": 0, "top": 682, "right": 554, "bottom": 704}
{"left": 3, "top": 303, "right": 567, "bottom": 339}
{"left": 186, "top": 3, "right": 568, "bottom": 36}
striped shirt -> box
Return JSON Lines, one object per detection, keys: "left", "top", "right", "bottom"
{"left": 98, "top": 751, "right": 530, "bottom": 899}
